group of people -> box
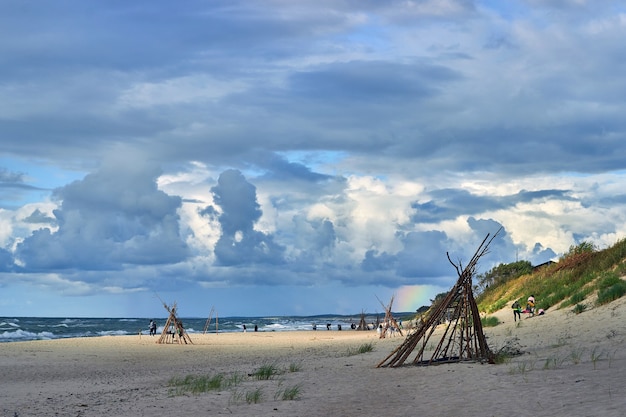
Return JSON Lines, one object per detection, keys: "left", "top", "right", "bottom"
{"left": 511, "top": 294, "right": 545, "bottom": 322}
{"left": 242, "top": 324, "right": 258, "bottom": 332}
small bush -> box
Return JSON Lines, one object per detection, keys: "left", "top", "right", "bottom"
{"left": 596, "top": 281, "right": 626, "bottom": 306}
{"left": 569, "top": 292, "right": 585, "bottom": 305}
{"left": 596, "top": 273, "right": 622, "bottom": 290}
{"left": 572, "top": 303, "right": 587, "bottom": 314}
{"left": 491, "top": 339, "right": 523, "bottom": 364}
{"left": 481, "top": 316, "right": 499, "bottom": 327}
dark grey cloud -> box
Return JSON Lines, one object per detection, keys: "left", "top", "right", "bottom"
{"left": 1, "top": 1, "right": 625, "bottom": 177}
{"left": 362, "top": 249, "right": 397, "bottom": 272}
{"left": 23, "top": 208, "right": 56, "bottom": 225}
{"left": 254, "top": 152, "right": 333, "bottom": 182}
{"left": 530, "top": 242, "right": 557, "bottom": 265}
{"left": 0, "top": 168, "right": 24, "bottom": 184}
{"left": 0, "top": 167, "right": 47, "bottom": 209}
{"left": 289, "top": 60, "right": 460, "bottom": 102}
{"left": 288, "top": 215, "right": 338, "bottom": 267}
{"left": 359, "top": 216, "right": 558, "bottom": 288}
{"left": 15, "top": 160, "right": 187, "bottom": 273}
{"left": 209, "top": 169, "right": 285, "bottom": 266}
{"left": 360, "top": 229, "right": 453, "bottom": 286}
{"left": 0, "top": 247, "right": 14, "bottom": 272}
{"left": 412, "top": 188, "right": 572, "bottom": 223}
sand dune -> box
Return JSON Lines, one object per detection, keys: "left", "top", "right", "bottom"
{"left": 1, "top": 297, "right": 625, "bottom": 416}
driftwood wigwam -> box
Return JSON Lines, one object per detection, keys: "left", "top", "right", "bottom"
{"left": 203, "top": 306, "right": 217, "bottom": 334}
{"left": 377, "top": 295, "right": 403, "bottom": 338}
{"left": 156, "top": 301, "right": 193, "bottom": 345}
{"left": 356, "top": 310, "right": 369, "bottom": 330}
{"left": 377, "top": 229, "right": 501, "bottom": 368}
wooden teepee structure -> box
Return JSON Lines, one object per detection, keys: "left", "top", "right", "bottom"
{"left": 157, "top": 301, "right": 193, "bottom": 345}
{"left": 203, "top": 306, "right": 217, "bottom": 334}
{"left": 377, "top": 295, "right": 403, "bottom": 338}
{"left": 356, "top": 310, "right": 369, "bottom": 330}
{"left": 377, "top": 229, "right": 501, "bottom": 367}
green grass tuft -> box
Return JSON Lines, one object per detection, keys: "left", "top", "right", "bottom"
{"left": 288, "top": 362, "right": 302, "bottom": 372}
{"left": 168, "top": 372, "right": 246, "bottom": 396}
{"left": 572, "top": 303, "right": 587, "bottom": 314}
{"left": 346, "top": 342, "right": 374, "bottom": 356}
{"left": 252, "top": 363, "right": 280, "bottom": 380}
{"left": 245, "top": 388, "right": 263, "bottom": 404}
{"left": 596, "top": 280, "right": 626, "bottom": 306}
{"left": 275, "top": 384, "right": 302, "bottom": 401}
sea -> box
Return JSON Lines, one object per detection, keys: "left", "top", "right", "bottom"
{"left": 0, "top": 313, "right": 398, "bottom": 343}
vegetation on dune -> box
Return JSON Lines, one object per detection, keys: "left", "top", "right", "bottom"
{"left": 168, "top": 361, "right": 303, "bottom": 404}
{"left": 476, "top": 238, "right": 626, "bottom": 313}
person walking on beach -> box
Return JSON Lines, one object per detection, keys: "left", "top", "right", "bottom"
{"left": 512, "top": 301, "right": 521, "bottom": 322}
{"left": 149, "top": 320, "right": 157, "bottom": 336}
{"left": 527, "top": 295, "right": 536, "bottom": 317}
{"left": 243, "top": 324, "right": 247, "bottom": 333}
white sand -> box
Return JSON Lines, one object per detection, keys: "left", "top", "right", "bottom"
{"left": 1, "top": 297, "right": 625, "bottom": 417}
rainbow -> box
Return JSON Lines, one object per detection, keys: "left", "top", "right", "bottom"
{"left": 394, "top": 285, "right": 438, "bottom": 312}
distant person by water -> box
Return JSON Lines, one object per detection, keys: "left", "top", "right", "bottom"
{"left": 149, "top": 320, "right": 157, "bottom": 336}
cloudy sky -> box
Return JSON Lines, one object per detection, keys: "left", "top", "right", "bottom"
{"left": 1, "top": 0, "right": 625, "bottom": 318}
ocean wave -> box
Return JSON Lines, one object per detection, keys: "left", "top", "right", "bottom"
{"left": 0, "top": 329, "right": 56, "bottom": 341}
{"left": 97, "top": 330, "right": 131, "bottom": 336}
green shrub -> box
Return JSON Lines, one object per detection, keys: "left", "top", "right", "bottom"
{"left": 596, "top": 281, "right": 626, "bottom": 306}
{"left": 596, "top": 273, "right": 622, "bottom": 290}
{"left": 481, "top": 316, "right": 499, "bottom": 327}
{"left": 570, "top": 291, "right": 585, "bottom": 304}
{"left": 572, "top": 303, "right": 587, "bottom": 314}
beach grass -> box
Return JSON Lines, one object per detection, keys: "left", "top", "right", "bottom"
{"left": 288, "top": 361, "right": 302, "bottom": 372}
{"left": 572, "top": 303, "right": 587, "bottom": 314}
{"left": 246, "top": 387, "right": 264, "bottom": 404}
{"left": 252, "top": 363, "right": 281, "bottom": 380}
{"left": 596, "top": 274, "right": 626, "bottom": 305}
{"left": 346, "top": 342, "right": 374, "bottom": 356}
{"left": 275, "top": 383, "right": 302, "bottom": 401}
{"left": 168, "top": 372, "right": 245, "bottom": 395}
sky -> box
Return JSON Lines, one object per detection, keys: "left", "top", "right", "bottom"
{"left": 1, "top": 0, "right": 626, "bottom": 318}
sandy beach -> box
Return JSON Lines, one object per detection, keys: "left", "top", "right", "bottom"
{"left": 2, "top": 297, "right": 625, "bottom": 417}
